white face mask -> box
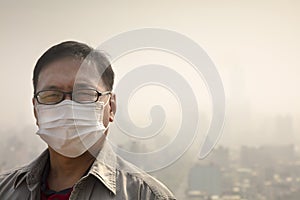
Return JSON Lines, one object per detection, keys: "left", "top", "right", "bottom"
{"left": 35, "top": 99, "right": 109, "bottom": 158}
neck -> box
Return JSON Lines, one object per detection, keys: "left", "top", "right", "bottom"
{"left": 47, "top": 148, "right": 95, "bottom": 192}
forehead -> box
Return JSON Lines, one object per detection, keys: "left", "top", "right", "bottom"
{"left": 37, "top": 57, "right": 105, "bottom": 91}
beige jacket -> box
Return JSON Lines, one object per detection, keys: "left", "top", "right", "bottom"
{"left": 0, "top": 142, "right": 175, "bottom": 200}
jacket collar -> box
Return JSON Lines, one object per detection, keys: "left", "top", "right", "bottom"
{"left": 13, "top": 141, "right": 117, "bottom": 195}
{"left": 13, "top": 150, "right": 48, "bottom": 191}
{"left": 88, "top": 141, "right": 117, "bottom": 195}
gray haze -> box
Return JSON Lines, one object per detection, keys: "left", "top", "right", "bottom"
{"left": 1, "top": 1, "right": 300, "bottom": 198}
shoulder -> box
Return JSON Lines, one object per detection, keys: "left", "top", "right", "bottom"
{"left": 0, "top": 150, "right": 48, "bottom": 197}
{"left": 0, "top": 166, "right": 28, "bottom": 195}
{"left": 115, "top": 156, "right": 176, "bottom": 200}
{"left": 0, "top": 166, "right": 26, "bottom": 184}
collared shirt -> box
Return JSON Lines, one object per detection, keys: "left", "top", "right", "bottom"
{"left": 0, "top": 142, "right": 176, "bottom": 200}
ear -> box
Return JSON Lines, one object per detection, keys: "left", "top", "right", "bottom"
{"left": 109, "top": 93, "right": 116, "bottom": 122}
{"left": 32, "top": 97, "right": 38, "bottom": 126}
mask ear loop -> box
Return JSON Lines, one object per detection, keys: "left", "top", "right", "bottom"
{"left": 100, "top": 94, "right": 112, "bottom": 131}
{"left": 103, "top": 94, "right": 111, "bottom": 107}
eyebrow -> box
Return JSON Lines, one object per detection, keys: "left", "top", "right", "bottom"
{"left": 41, "top": 83, "right": 96, "bottom": 91}
{"left": 73, "top": 83, "right": 95, "bottom": 89}
{"left": 43, "top": 85, "right": 60, "bottom": 90}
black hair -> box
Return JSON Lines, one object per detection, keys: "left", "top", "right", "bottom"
{"left": 33, "top": 41, "right": 114, "bottom": 94}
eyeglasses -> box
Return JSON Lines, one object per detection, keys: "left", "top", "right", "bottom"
{"left": 34, "top": 89, "right": 111, "bottom": 105}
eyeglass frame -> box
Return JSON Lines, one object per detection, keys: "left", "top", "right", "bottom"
{"left": 34, "top": 89, "right": 111, "bottom": 105}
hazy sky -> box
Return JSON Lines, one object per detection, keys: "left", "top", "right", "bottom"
{"left": 1, "top": 0, "right": 300, "bottom": 147}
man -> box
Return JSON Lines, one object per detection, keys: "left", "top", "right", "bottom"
{"left": 0, "top": 41, "right": 176, "bottom": 199}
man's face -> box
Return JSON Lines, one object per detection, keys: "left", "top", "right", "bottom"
{"left": 33, "top": 57, "right": 116, "bottom": 129}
